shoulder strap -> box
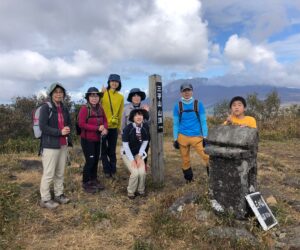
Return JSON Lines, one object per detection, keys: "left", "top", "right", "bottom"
{"left": 46, "top": 101, "right": 53, "bottom": 118}
{"left": 179, "top": 101, "right": 183, "bottom": 123}
{"left": 107, "top": 91, "right": 114, "bottom": 115}
{"left": 194, "top": 99, "right": 200, "bottom": 122}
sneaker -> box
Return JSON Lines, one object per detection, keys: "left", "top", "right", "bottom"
{"left": 54, "top": 194, "right": 70, "bottom": 204}
{"left": 91, "top": 179, "right": 105, "bottom": 191}
{"left": 40, "top": 200, "right": 59, "bottom": 210}
{"left": 128, "top": 193, "right": 136, "bottom": 199}
{"left": 136, "top": 191, "right": 146, "bottom": 197}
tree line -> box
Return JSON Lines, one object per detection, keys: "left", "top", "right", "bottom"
{"left": 0, "top": 90, "right": 299, "bottom": 153}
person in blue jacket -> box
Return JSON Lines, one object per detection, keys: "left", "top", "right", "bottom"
{"left": 173, "top": 83, "right": 209, "bottom": 183}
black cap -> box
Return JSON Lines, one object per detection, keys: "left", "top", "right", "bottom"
{"left": 127, "top": 88, "right": 146, "bottom": 102}
{"left": 180, "top": 83, "right": 193, "bottom": 92}
{"left": 85, "top": 87, "right": 103, "bottom": 99}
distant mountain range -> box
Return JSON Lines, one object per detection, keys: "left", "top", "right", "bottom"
{"left": 158, "top": 78, "right": 300, "bottom": 115}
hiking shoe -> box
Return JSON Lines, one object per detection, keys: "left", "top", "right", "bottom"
{"left": 91, "top": 179, "right": 105, "bottom": 191}
{"left": 54, "top": 194, "right": 70, "bottom": 204}
{"left": 104, "top": 173, "right": 111, "bottom": 178}
{"left": 111, "top": 174, "right": 118, "bottom": 181}
{"left": 128, "top": 193, "right": 136, "bottom": 199}
{"left": 82, "top": 182, "right": 97, "bottom": 194}
{"left": 136, "top": 191, "right": 146, "bottom": 197}
{"left": 186, "top": 179, "right": 194, "bottom": 184}
{"left": 40, "top": 200, "right": 59, "bottom": 210}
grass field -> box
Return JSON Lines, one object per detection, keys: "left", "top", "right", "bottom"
{"left": 1, "top": 137, "right": 299, "bottom": 249}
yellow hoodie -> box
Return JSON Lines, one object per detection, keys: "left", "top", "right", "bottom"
{"left": 101, "top": 89, "right": 124, "bottom": 129}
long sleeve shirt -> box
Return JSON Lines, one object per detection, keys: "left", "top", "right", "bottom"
{"left": 101, "top": 89, "right": 124, "bottom": 129}
{"left": 78, "top": 104, "right": 108, "bottom": 141}
{"left": 173, "top": 97, "right": 208, "bottom": 140}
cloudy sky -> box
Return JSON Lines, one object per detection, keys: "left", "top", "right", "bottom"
{"left": 0, "top": 0, "right": 300, "bottom": 103}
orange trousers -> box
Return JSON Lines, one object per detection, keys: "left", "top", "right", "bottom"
{"left": 177, "top": 133, "right": 209, "bottom": 170}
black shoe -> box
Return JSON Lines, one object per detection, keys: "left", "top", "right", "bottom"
{"left": 82, "top": 181, "right": 97, "bottom": 194}
{"left": 91, "top": 179, "right": 105, "bottom": 191}
{"left": 183, "top": 167, "right": 194, "bottom": 182}
{"left": 104, "top": 173, "right": 111, "bottom": 178}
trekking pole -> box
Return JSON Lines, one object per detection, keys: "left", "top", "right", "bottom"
{"left": 98, "top": 134, "right": 103, "bottom": 176}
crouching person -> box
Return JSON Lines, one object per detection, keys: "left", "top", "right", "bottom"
{"left": 122, "top": 109, "right": 150, "bottom": 199}
{"left": 39, "top": 83, "right": 72, "bottom": 209}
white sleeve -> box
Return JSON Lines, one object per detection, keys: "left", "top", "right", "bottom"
{"left": 122, "top": 142, "right": 134, "bottom": 161}
{"left": 138, "top": 141, "right": 148, "bottom": 156}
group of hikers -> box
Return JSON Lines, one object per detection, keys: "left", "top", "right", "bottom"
{"left": 38, "top": 74, "right": 257, "bottom": 210}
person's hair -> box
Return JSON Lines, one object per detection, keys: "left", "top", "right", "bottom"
{"left": 229, "top": 96, "right": 247, "bottom": 108}
{"left": 134, "top": 110, "right": 144, "bottom": 117}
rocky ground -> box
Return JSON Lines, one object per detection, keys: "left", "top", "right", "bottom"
{"left": 0, "top": 138, "right": 299, "bottom": 249}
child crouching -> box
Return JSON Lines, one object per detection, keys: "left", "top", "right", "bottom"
{"left": 122, "top": 108, "right": 150, "bottom": 199}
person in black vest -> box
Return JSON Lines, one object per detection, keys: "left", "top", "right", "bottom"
{"left": 122, "top": 108, "right": 150, "bottom": 199}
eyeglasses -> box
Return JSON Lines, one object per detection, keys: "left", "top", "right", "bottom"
{"left": 53, "top": 90, "right": 64, "bottom": 94}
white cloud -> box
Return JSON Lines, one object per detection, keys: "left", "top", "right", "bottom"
{"left": 224, "top": 34, "right": 282, "bottom": 72}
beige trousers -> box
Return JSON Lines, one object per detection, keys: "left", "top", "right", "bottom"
{"left": 177, "top": 133, "right": 209, "bottom": 170}
{"left": 40, "top": 146, "right": 68, "bottom": 201}
{"left": 122, "top": 153, "right": 146, "bottom": 194}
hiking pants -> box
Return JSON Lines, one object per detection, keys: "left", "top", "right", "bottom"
{"left": 101, "top": 128, "right": 118, "bottom": 175}
{"left": 122, "top": 153, "right": 146, "bottom": 194}
{"left": 81, "top": 138, "right": 100, "bottom": 183}
{"left": 177, "top": 133, "right": 209, "bottom": 170}
{"left": 40, "top": 146, "right": 68, "bottom": 201}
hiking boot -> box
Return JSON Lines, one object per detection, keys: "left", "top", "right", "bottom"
{"left": 40, "top": 200, "right": 59, "bottom": 210}
{"left": 104, "top": 173, "right": 111, "bottom": 178}
{"left": 111, "top": 173, "right": 118, "bottom": 181}
{"left": 128, "top": 193, "right": 136, "bottom": 199}
{"left": 91, "top": 179, "right": 105, "bottom": 191}
{"left": 82, "top": 181, "right": 97, "bottom": 194}
{"left": 54, "top": 194, "right": 70, "bottom": 204}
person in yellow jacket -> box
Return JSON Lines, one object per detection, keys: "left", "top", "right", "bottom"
{"left": 101, "top": 74, "right": 124, "bottom": 179}
{"left": 224, "top": 96, "right": 257, "bottom": 128}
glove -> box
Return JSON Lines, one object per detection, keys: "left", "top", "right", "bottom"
{"left": 173, "top": 140, "right": 180, "bottom": 149}
{"left": 202, "top": 138, "right": 207, "bottom": 148}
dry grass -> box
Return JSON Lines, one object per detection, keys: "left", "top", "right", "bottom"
{"left": 1, "top": 138, "right": 299, "bottom": 249}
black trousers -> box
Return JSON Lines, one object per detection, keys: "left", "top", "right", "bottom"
{"left": 101, "top": 128, "right": 118, "bottom": 175}
{"left": 81, "top": 138, "right": 100, "bottom": 183}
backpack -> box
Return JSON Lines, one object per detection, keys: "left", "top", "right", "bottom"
{"left": 75, "top": 104, "right": 104, "bottom": 135}
{"left": 178, "top": 99, "right": 200, "bottom": 123}
{"left": 178, "top": 99, "right": 205, "bottom": 146}
{"left": 75, "top": 105, "right": 91, "bottom": 135}
{"left": 32, "top": 102, "right": 53, "bottom": 139}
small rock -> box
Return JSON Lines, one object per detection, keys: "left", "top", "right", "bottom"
{"left": 266, "top": 195, "right": 277, "bottom": 205}
{"left": 279, "top": 233, "right": 286, "bottom": 239}
{"left": 195, "top": 210, "right": 210, "bottom": 221}
{"left": 168, "top": 192, "right": 197, "bottom": 214}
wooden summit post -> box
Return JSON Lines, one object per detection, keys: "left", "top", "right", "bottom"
{"left": 149, "top": 74, "right": 164, "bottom": 184}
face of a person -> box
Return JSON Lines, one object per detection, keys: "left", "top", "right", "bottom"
{"left": 181, "top": 89, "right": 193, "bottom": 100}
{"left": 88, "top": 93, "right": 100, "bottom": 105}
{"left": 133, "top": 113, "right": 144, "bottom": 124}
{"left": 132, "top": 94, "right": 141, "bottom": 105}
{"left": 109, "top": 81, "right": 119, "bottom": 90}
{"left": 52, "top": 87, "right": 64, "bottom": 103}
{"left": 231, "top": 101, "right": 245, "bottom": 117}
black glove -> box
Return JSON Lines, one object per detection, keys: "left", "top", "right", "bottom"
{"left": 173, "top": 140, "right": 180, "bottom": 149}
{"left": 202, "top": 138, "right": 207, "bottom": 148}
